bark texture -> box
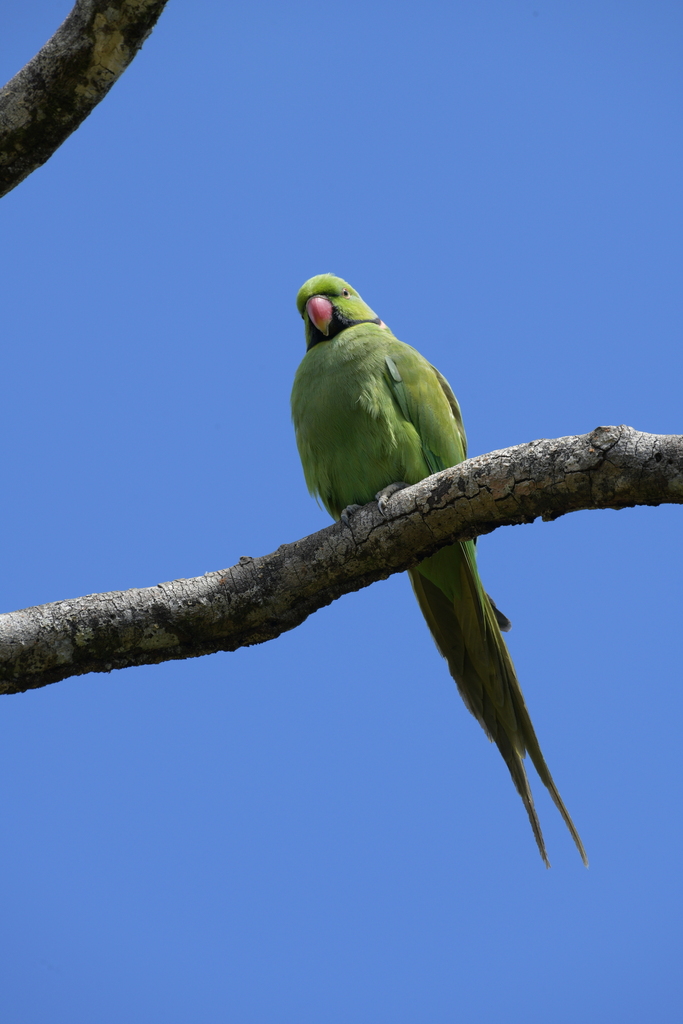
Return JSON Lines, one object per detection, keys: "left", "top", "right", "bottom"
{"left": 0, "top": 0, "right": 169, "bottom": 198}
{"left": 1, "top": 425, "right": 681, "bottom": 695}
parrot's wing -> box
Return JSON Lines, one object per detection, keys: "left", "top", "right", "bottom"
{"left": 383, "top": 347, "right": 467, "bottom": 468}
{"left": 431, "top": 366, "right": 468, "bottom": 459}
{"left": 383, "top": 343, "right": 587, "bottom": 866}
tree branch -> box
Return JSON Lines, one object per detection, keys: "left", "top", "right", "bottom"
{"left": 1, "top": 425, "right": 681, "bottom": 695}
{"left": 0, "top": 0, "right": 169, "bottom": 198}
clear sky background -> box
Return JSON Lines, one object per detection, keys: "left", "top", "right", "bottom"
{"left": 1, "top": 1, "right": 682, "bottom": 1020}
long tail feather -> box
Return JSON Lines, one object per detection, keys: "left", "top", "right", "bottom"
{"left": 409, "top": 543, "right": 587, "bottom": 867}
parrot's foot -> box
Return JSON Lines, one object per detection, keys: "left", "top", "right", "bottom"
{"left": 340, "top": 503, "right": 362, "bottom": 525}
{"left": 375, "top": 481, "right": 409, "bottom": 517}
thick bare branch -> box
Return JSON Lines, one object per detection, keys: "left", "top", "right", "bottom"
{"left": 1, "top": 425, "right": 681, "bottom": 695}
{"left": 0, "top": 0, "right": 169, "bottom": 198}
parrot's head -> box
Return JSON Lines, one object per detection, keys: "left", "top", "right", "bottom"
{"left": 296, "top": 274, "right": 385, "bottom": 350}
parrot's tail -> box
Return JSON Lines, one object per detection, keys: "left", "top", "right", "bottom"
{"left": 409, "top": 542, "right": 587, "bottom": 868}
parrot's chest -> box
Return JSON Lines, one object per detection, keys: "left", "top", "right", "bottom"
{"left": 292, "top": 333, "right": 424, "bottom": 518}
{"left": 295, "top": 340, "right": 396, "bottom": 451}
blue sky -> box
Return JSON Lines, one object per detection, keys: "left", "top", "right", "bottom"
{"left": 1, "top": 1, "right": 682, "bottom": 1020}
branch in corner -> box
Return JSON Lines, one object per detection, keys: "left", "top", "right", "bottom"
{"left": 0, "top": 0, "right": 170, "bottom": 199}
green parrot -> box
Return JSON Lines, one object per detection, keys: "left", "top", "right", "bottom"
{"left": 291, "top": 273, "right": 586, "bottom": 867}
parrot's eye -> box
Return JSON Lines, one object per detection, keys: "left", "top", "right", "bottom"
{"left": 341, "top": 288, "right": 350, "bottom": 297}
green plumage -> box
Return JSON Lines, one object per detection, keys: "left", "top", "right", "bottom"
{"left": 291, "top": 273, "right": 586, "bottom": 866}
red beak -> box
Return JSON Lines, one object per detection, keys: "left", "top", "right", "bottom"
{"left": 306, "top": 295, "right": 333, "bottom": 336}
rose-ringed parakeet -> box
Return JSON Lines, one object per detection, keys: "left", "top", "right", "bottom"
{"left": 291, "top": 273, "right": 586, "bottom": 866}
